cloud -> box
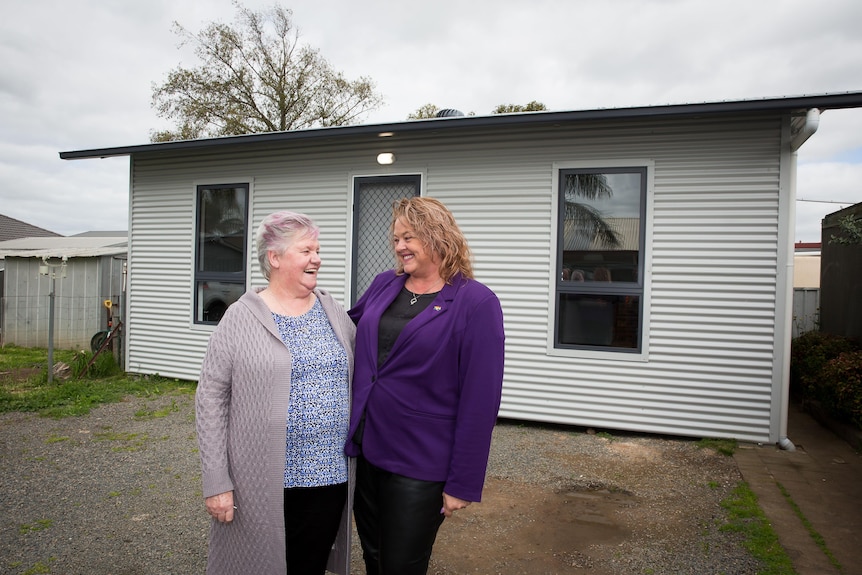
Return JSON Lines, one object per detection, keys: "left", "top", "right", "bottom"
{"left": 797, "top": 159, "right": 861, "bottom": 242}
{"left": 0, "top": 0, "right": 859, "bottom": 240}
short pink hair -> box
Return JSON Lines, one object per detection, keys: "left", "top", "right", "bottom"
{"left": 256, "top": 211, "right": 319, "bottom": 280}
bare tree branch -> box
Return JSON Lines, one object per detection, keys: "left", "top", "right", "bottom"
{"left": 151, "top": 2, "right": 383, "bottom": 141}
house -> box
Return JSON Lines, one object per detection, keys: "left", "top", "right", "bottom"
{"left": 0, "top": 213, "right": 62, "bottom": 243}
{"left": 791, "top": 242, "right": 821, "bottom": 338}
{"left": 60, "top": 91, "right": 862, "bottom": 444}
{"left": 0, "top": 214, "right": 64, "bottom": 343}
{"left": 793, "top": 242, "right": 821, "bottom": 289}
{"left": 0, "top": 234, "right": 127, "bottom": 349}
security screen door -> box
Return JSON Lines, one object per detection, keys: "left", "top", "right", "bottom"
{"left": 351, "top": 175, "right": 420, "bottom": 305}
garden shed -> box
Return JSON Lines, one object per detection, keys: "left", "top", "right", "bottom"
{"left": 0, "top": 235, "right": 127, "bottom": 349}
{"left": 60, "top": 92, "right": 862, "bottom": 444}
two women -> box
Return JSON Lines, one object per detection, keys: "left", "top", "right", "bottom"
{"left": 196, "top": 197, "right": 505, "bottom": 575}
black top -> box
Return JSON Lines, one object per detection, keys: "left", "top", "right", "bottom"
{"left": 377, "top": 287, "right": 439, "bottom": 367}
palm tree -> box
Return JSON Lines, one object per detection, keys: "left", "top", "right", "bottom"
{"left": 563, "top": 174, "right": 621, "bottom": 248}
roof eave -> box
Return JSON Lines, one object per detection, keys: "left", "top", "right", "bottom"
{"left": 59, "top": 91, "right": 862, "bottom": 161}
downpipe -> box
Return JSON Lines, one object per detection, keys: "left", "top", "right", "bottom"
{"left": 778, "top": 436, "right": 796, "bottom": 451}
{"left": 778, "top": 110, "right": 818, "bottom": 452}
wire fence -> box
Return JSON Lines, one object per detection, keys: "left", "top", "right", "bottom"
{"left": 1, "top": 294, "right": 113, "bottom": 351}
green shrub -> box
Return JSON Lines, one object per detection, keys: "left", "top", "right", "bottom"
{"left": 789, "top": 331, "right": 860, "bottom": 396}
{"left": 816, "top": 351, "right": 862, "bottom": 428}
{"left": 70, "top": 350, "right": 123, "bottom": 379}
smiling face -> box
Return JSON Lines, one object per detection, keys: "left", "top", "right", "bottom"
{"left": 269, "top": 232, "right": 321, "bottom": 294}
{"left": 393, "top": 218, "right": 439, "bottom": 279}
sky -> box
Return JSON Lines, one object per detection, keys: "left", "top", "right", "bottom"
{"left": 1, "top": 0, "right": 860, "bottom": 242}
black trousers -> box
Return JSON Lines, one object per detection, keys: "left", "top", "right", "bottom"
{"left": 354, "top": 456, "right": 446, "bottom": 575}
{"left": 284, "top": 483, "right": 347, "bottom": 575}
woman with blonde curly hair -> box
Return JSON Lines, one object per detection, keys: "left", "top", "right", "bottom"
{"left": 345, "top": 197, "right": 505, "bottom": 574}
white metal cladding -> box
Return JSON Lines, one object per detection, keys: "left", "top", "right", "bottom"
{"left": 126, "top": 113, "right": 787, "bottom": 442}
{"left": 2, "top": 256, "right": 112, "bottom": 349}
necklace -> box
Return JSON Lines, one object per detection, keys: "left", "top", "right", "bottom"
{"left": 406, "top": 279, "right": 443, "bottom": 306}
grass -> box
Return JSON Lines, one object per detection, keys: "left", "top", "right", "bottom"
{"left": 720, "top": 482, "right": 796, "bottom": 574}
{"left": 697, "top": 437, "right": 738, "bottom": 456}
{"left": 0, "top": 345, "right": 77, "bottom": 371}
{"left": 0, "top": 345, "right": 196, "bottom": 418}
{"left": 778, "top": 482, "right": 843, "bottom": 572}
{"left": 18, "top": 519, "right": 53, "bottom": 535}
{"left": 21, "top": 561, "right": 53, "bottom": 575}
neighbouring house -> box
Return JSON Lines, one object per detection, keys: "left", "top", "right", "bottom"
{"left": 793, "top": 242, "right": 821, "bottom": 288}
{"left": 791, "top": 242, "right": 821, "bottom": 337}
{"left": 0, "top": 214, "right": 63, "bottom": 342}
{"left": 0, "top": 234, "right": 127, "bottom": 349}
{"left": 60, "top": 91, "right": 862, "bottom": 444}
{"left": 0, "top": 213, "right": 62, "bottom": 243}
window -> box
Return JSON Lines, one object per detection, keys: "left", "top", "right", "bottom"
{"left": 194, "top": 184, "right": 249, "bottom": 324}
{"left": 351, "top": 175, "right": 420, "bottom": 304}
{"left": 555, "top": 167, "right": 646, "bottom": 352}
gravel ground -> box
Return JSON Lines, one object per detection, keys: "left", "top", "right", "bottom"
{"left": 1, "top": 392, "right": 763, "bottom": 575}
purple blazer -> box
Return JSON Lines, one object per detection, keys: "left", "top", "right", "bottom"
{"left": 345, "top": 270, "right": 505, "bottom": 502}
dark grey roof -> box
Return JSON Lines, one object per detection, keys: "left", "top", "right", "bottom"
{"left": 60, "top": 91, "right": 862, "bottom": 161}
{"left": 0, "top": 213, "right": 62, "bottom": 242}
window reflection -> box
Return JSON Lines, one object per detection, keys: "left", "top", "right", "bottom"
{"left": 561, "top": 172, "right": 641, "bottom": 284}
{"left": 558, "top": 293, "right": 640, "bottom": 349}
{"left": 556, "top": 168, "right": 645, "bottom": 352}
{"left": 195, "top": 184, "right": 248, "bottom": 324}
{"left": 198, "top": 187, "right": 247, "bottom": 273}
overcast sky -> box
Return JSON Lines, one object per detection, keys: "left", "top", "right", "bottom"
{"left": 1, "top": 0, "right": 859, "bottom": 242}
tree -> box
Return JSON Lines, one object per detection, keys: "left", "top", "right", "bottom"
{"left": 829, "top": 214, "right": 862, "bottom": 245}
{"left": 408, "top": 101, "right": 547, "bottom": 120}
{"left": 492, "top": 101, "right": 548, "bottom": 114}
{"left": 407, "top": 103, "right": 440, "bottom": 120}
{"left": 564, "top": 174, "right": 621, "bottom": 248}
{"left": 151, "top": 2, "right": 383, "bottom": 142}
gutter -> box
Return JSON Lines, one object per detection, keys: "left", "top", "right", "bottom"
{"left": 790, "top": 108, "right": 820, "bottom": 151}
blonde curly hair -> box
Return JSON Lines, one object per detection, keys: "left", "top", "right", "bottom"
{"left": 390, "top": 197, "right": 473, "bottom": 281}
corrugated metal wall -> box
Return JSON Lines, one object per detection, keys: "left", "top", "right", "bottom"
{"left": 792, "top": 288, "right": 820, "bottom": 337}
{"left": 1, "top": 256, "right": 114, "bottom": 349}
{"left": 127, "top": 113, "right": 787, "bottom": 442}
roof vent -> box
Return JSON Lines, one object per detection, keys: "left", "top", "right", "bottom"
{"left": 435, "top": 109, "right": 465, "bottom": 118}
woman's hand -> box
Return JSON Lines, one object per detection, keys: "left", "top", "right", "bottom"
{"left": 206, "top": 491, "right": 236, "bottom": 523}
{"left": 440, "top": 492, "right": 471, "bottom": 518}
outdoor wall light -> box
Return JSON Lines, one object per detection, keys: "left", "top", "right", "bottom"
{"left": 377, "top": 152, "right": 396, "bottom": 165}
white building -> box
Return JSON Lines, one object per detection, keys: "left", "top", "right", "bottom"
{"left": 61, "top": 92, "right": 862, "bottom": 444}
{"left": 0, "top": 235, "right": 127, "bottom": 349}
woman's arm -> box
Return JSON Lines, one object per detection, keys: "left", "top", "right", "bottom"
{"left": 445, "top": 288, "right": 506, "bottom": 502}
{"left": 195, "top": 308, "right": 240, "bottom": 499}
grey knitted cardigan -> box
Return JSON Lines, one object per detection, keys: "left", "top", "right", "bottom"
{"left": 195, "top": 288, "right": 356, "bottom": 575}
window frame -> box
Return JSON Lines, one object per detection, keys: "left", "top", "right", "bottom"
{"left": 350, "top": 174, "right": 422, "bottom": 305}
{"left": 192, "top": 182, "right": 250, "bottom": 326}
{"left": 549, "top": 162, "right": 652, "bottom": 359}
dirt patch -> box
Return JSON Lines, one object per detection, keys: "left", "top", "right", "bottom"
{"left": 432, "top": 478, "right": 632, "bottom": 574}
{"left": 1, "top": 391, "right": 762, "bottom": 575}
{"left": 0, "top": 366, "right": 43, "bottom": 382}
{"left": 349, "top": 428, "right": 759, "bottom": 574}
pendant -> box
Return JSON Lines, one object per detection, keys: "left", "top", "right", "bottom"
{"left": 409, "top": 292, "right": 419, "bottom": 305}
